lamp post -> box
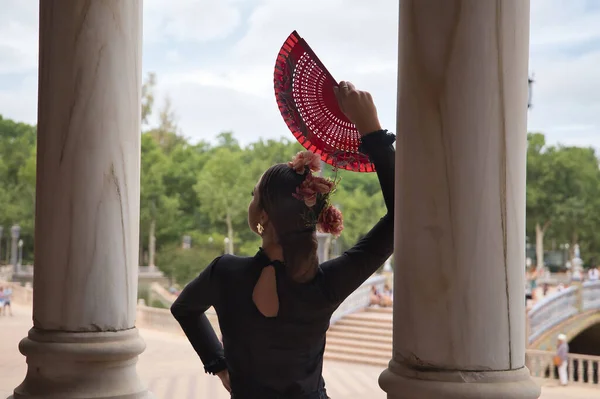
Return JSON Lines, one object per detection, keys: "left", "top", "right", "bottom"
{"left": 182, "top": 235, "right": 192, "bottom": 249}
{"left": 0, "top": 225, "right": 3, "bottom": 264}
{"left": 18, "top": 239, "right": 23, "bottom": 268}
{"left": 10, "top": 224, "right": 20, "bottom": 273}
{"left": 528, "top": 75, "right": 534, "bottom": 109}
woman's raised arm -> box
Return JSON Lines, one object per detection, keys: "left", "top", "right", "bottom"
{"left": 320, "top": 129, "right": 395, "bottom": 302}
{"left": 321, "top": 81, "right": 395, "bottom": 302}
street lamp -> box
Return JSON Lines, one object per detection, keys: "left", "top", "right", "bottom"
{"left": 17, "top": 239, "right": 23, "bottom": 267}
{"left": 528, "top": 75, "right": 534, "bottom": 109}
{"left": 11, "top": 224, "right": 20, "bottom": 270}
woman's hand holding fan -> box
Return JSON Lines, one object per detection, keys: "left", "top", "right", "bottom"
{"left": 333, "top": 81, "right": 381, "bottom": 136}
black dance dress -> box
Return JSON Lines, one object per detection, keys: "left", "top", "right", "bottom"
{"left": 171, "top": 130, "right": 395, "bottom": 399}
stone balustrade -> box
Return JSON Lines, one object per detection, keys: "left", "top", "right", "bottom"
{"left": 330, "top": 274, "right": 387, "bottom": 324}
{"left": 136, "top": 301, "right": 221, "bottom": 337}
{"left": 149, "top": 281, "right": 178, "bottom": 307}
{"left": 526, "top": 349, "right": 600, "bottom": 386}
{"left": 527, "top": 281, "right": 600, "bottom": 345}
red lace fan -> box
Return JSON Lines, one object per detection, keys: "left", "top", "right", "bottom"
{"left": 274, "top": 31, "right": 375, "bottom": 172}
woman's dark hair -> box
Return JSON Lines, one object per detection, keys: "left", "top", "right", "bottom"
{"left": 258, "top": 163, "right": 319, "bottom": 283}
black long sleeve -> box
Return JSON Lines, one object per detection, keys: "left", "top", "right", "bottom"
{"left": 170, "top": 256, "right": 228, "bottom": 375}
{"left": 321, "top": 130, "right": 395, "bottom": 303}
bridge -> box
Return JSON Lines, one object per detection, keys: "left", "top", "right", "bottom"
{"left": 527, "top": 281, "right": 600, "bottom": 351}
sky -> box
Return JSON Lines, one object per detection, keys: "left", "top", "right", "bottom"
{"left": 1, "top": 0, "right": 599, "bottom": 149}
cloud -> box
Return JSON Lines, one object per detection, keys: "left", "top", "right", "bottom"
{"left": 0, "top": 0, "right": 599, "bottom": 151}
{"left": 0, "top": 1, "right": 38, "bottom": 74}
{"left": 143, "top": 0, "right": 242, "bottom": 44}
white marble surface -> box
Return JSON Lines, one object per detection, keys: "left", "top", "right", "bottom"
{"left": 391, "top": 0, "right": 531, "bottom": 378}
{"left": 34, "top": 0, "right": 142, "bottom": 332}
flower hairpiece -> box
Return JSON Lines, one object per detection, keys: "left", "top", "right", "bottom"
{"left": 288, "top": 151, "right": 344, "bottom": 237}
{"left": 288, "top": 151, "right": 321, "bottom": 174}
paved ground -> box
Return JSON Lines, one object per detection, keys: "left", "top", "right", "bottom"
{"left": 1, "top": 305, "right": 597, "bottom": 398}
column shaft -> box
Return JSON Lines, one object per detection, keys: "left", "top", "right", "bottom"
{"left": 12, "top": 1, "right": 148, "bottom": 398}
{"left": 380, "top": 1, "right": 540, "bottom": 398}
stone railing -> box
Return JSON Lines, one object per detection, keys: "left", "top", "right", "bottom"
{"left": 528, "top": 286, "right": 579, "bottom": 344}
{"left": 527, "top": 349, "right": 600, "bottom": 386}
{"left": 136, "top": 300, "right": 220, "bottom": 337}
{"left": 0, "top": 265, "right": 13, "bottom": 281}
{"left": 527, "top": 281, "right": 600, "bottom": 345}
{"left": 138, "top": 265, "right": 164, "bottom": 277}
{"left": 582, "top": 281, "right": 600, "bottom": 312}
{"left": 330, "top": 274, "right": 387, "bottom": 324}
{"left": 148, "top": 282, "right": 177, "bottom": 307}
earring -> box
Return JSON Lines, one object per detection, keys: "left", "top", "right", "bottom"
{"left": 256, "top": 223, "right": 265, "bottom": 235}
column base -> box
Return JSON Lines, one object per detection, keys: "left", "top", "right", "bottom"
{"left": 10, "top": 327, "right": 152, "bottom": 399}
{"left": 379, "top": 360, "right": 541, "bottom": 399}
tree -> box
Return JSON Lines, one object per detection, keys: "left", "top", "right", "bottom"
{"left": 546, "top": 146, "right": 600, "bottom": 262}
{"left": 526, "top": 133, "right": 556, "bottom": 269}
{"left": 194, "top": 148, "right": 253, "bottom": 254}
{"left": 141, "top": 72, "right": 156, "bottom": 125}
{"left": 0, "top": 116, "right": 37, "bottom": 262}
{"left": 334, "top": 185, "right": 385, "bottom": 251}
{"left": 147, "top": 97, "right": 187, "bottom": 153}
{"left": 526, "top": 133, "right": 600, "bottom": 268}
{"left": 140, "top": 134, "right": 180, "bottom": 265}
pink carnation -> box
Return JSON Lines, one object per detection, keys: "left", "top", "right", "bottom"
{"left": 318, "top": 205, "right": 344, "bottom": 237}
{"left": 293, "top": 175, "right": 318, "bottom": 207}
{"left": 311, "top": 176, "right": 335, "bottom": 194}
{"left": 288, "top": 151, "right": 321, "bottom": 175}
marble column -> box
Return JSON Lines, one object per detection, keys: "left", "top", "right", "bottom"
{"left": 379, "top": 1, "right": 540, "bottom": 398}
{"left": 11, "top": 1, "right": 148, "bottom": 398}
{"left": 11, "top": 225, "right": 20, "bottom": 274}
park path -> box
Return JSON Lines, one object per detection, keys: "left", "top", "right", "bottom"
{"left": 0, "top": 305, "right": 596, "bottom": 398}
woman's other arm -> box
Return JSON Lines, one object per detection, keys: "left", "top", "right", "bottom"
{"left": 170, "top": 257, "right": 228, "bottom": 375}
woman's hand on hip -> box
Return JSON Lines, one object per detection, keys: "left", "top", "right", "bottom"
{"left": 217, "top": 369, "right": 231, "bottom": 393}
{"left": 334, "top": 81, "right": 381, "bottom": 136}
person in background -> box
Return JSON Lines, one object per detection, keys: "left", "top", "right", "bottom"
{"left": 380, "top": 284, "right": 393, "bottom": 307}
{"left": 2, "top": 286, "right": 13, "bottom": 316}
{"left": 529, "top": 267, "right": 538, "bottom": 301}
{"left": 369, "top": 285, "right": 382, "bottom": 306}
{"left": 0, "top": 286, "right": 4, "bottom": 315}
{"left": 556, "top": 334, "right": 569, "bottom": 386}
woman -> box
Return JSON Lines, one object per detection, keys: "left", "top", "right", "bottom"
{"left": 555, "top": 334, "right": 569, "bottom": 386}
{"left": 171, "top": 81, "right": 394, "bottom": 399}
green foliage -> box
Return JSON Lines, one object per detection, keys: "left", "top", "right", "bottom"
{"left": 3, "top": 75, "right": 599, "bottom": 285}
{"left": 526, "top": 133, "right": 600, "bottom": 266}
{"left": 156, "top": 243, "right": 221, "bottom": 285}
{"left": 0, "top": 116, "right": 36, "bottom": 263}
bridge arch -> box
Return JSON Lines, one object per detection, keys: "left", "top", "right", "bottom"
{"left": 528, "top": 281, "right": 600, "bottom": 351}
